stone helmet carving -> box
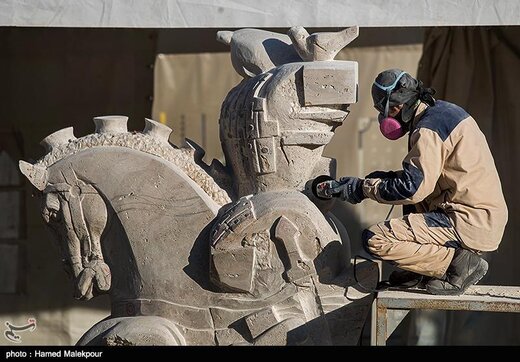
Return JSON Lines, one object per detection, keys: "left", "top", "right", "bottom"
{"left": 218, "top": 28, "right": 359, "bottom": 198}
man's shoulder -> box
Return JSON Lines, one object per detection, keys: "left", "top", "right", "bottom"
{"left": 415, "top": 100, "right": 470, "bottom": 141}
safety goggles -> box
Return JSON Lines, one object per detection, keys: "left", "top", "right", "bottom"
{"left": 373, "top": 71, "right": 407, "bottom": 117}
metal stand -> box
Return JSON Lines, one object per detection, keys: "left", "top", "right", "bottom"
{"left": 371, "top": 285, "right": 520, "bottom": 345}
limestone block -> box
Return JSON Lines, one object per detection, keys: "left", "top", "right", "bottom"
{"left": 303, "top": 61, "right": 358, "bottom": 105}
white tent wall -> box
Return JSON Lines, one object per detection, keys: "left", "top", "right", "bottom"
{"left": 1, "top": 0, "right": 519, "bottom": 27}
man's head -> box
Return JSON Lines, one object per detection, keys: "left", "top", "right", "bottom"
{"left": 371, "top": 69, "right": 436, "bottom": 140}
{"left": 372, "top": 69, "right": 420, "bottom": 122}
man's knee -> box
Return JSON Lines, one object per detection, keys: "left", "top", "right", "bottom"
{"left": 362, "top": 225, "right": 392, "bottom": 259}
{"left": 361, "top": 228, "right": 378, "bottom": 256}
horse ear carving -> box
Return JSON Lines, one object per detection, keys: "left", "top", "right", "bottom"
{"left": 40, "top": 127, "right": 76, "bottom": 153}
{"left": 19, "top": 160, "right": 48, "bottom": 191}
{"left": 143, "top": 118, "right": 172, "bottom": 144}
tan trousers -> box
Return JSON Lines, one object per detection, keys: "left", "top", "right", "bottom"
{"left": 362, "top": 211, "right": 460, "bottom": 278}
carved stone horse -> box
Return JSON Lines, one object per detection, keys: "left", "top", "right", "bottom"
{"left": 20, "top": 25, "right": 380, "bottom": 345}
{"left": 20, "top": 116, "right": 376, "bottom": 345}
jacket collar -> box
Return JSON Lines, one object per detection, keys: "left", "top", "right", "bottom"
{"left": 411, "top": 101, "right": 429, "bottom": 130}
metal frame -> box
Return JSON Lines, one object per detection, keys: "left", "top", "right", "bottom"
{"left": 371, "top": 285, "right": 520, "bottom": 345}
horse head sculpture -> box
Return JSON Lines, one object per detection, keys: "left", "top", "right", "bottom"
{"left": 20, "top": 117, "right": 230, "bottom": 302}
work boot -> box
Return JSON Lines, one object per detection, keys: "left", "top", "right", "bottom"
{"left": 426, "top": 248, "right": 488, "bottom": 296}
{"left": 389, "top": 269, "right": 430, "bottom": 288}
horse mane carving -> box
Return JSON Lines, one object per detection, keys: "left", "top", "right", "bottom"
{"left": 31, "top": 117, "right": 231, "bottom": 206}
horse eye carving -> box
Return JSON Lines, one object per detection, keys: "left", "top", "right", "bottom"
{"left": 43, "top": 207, "right": 61, "bottom": 224}
{"left": 49, "top": 208, "right": 61, "bottom": 222}
{"left": 42, "top": 192, "right": 62, "bottom": 224}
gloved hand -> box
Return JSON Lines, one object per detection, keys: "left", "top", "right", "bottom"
{"left": 315, "top": 179, "right": 343, "bottom": 199}
{"left": 365, "top": 170, "right": 398, "bottom": 179}
{"left": 326, "top": 176, "right": 366, "bottom": 204}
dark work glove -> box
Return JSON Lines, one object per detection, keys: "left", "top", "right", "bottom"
{"left": 329, "top": 176, "right": 366, "bottom": 204}
{"left": 315, "top": 179, "right": 342, "bottom": 199}
{"left": 365, "top": 170, "right": 398, "bottom": 179}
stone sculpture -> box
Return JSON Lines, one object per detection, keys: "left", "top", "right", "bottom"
{"left": 19, "top": 26, "right": 378, "bottom": 345}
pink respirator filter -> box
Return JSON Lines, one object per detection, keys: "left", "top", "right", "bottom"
{"left": 379, "top": 117, "right": 405, "bottom": 140}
